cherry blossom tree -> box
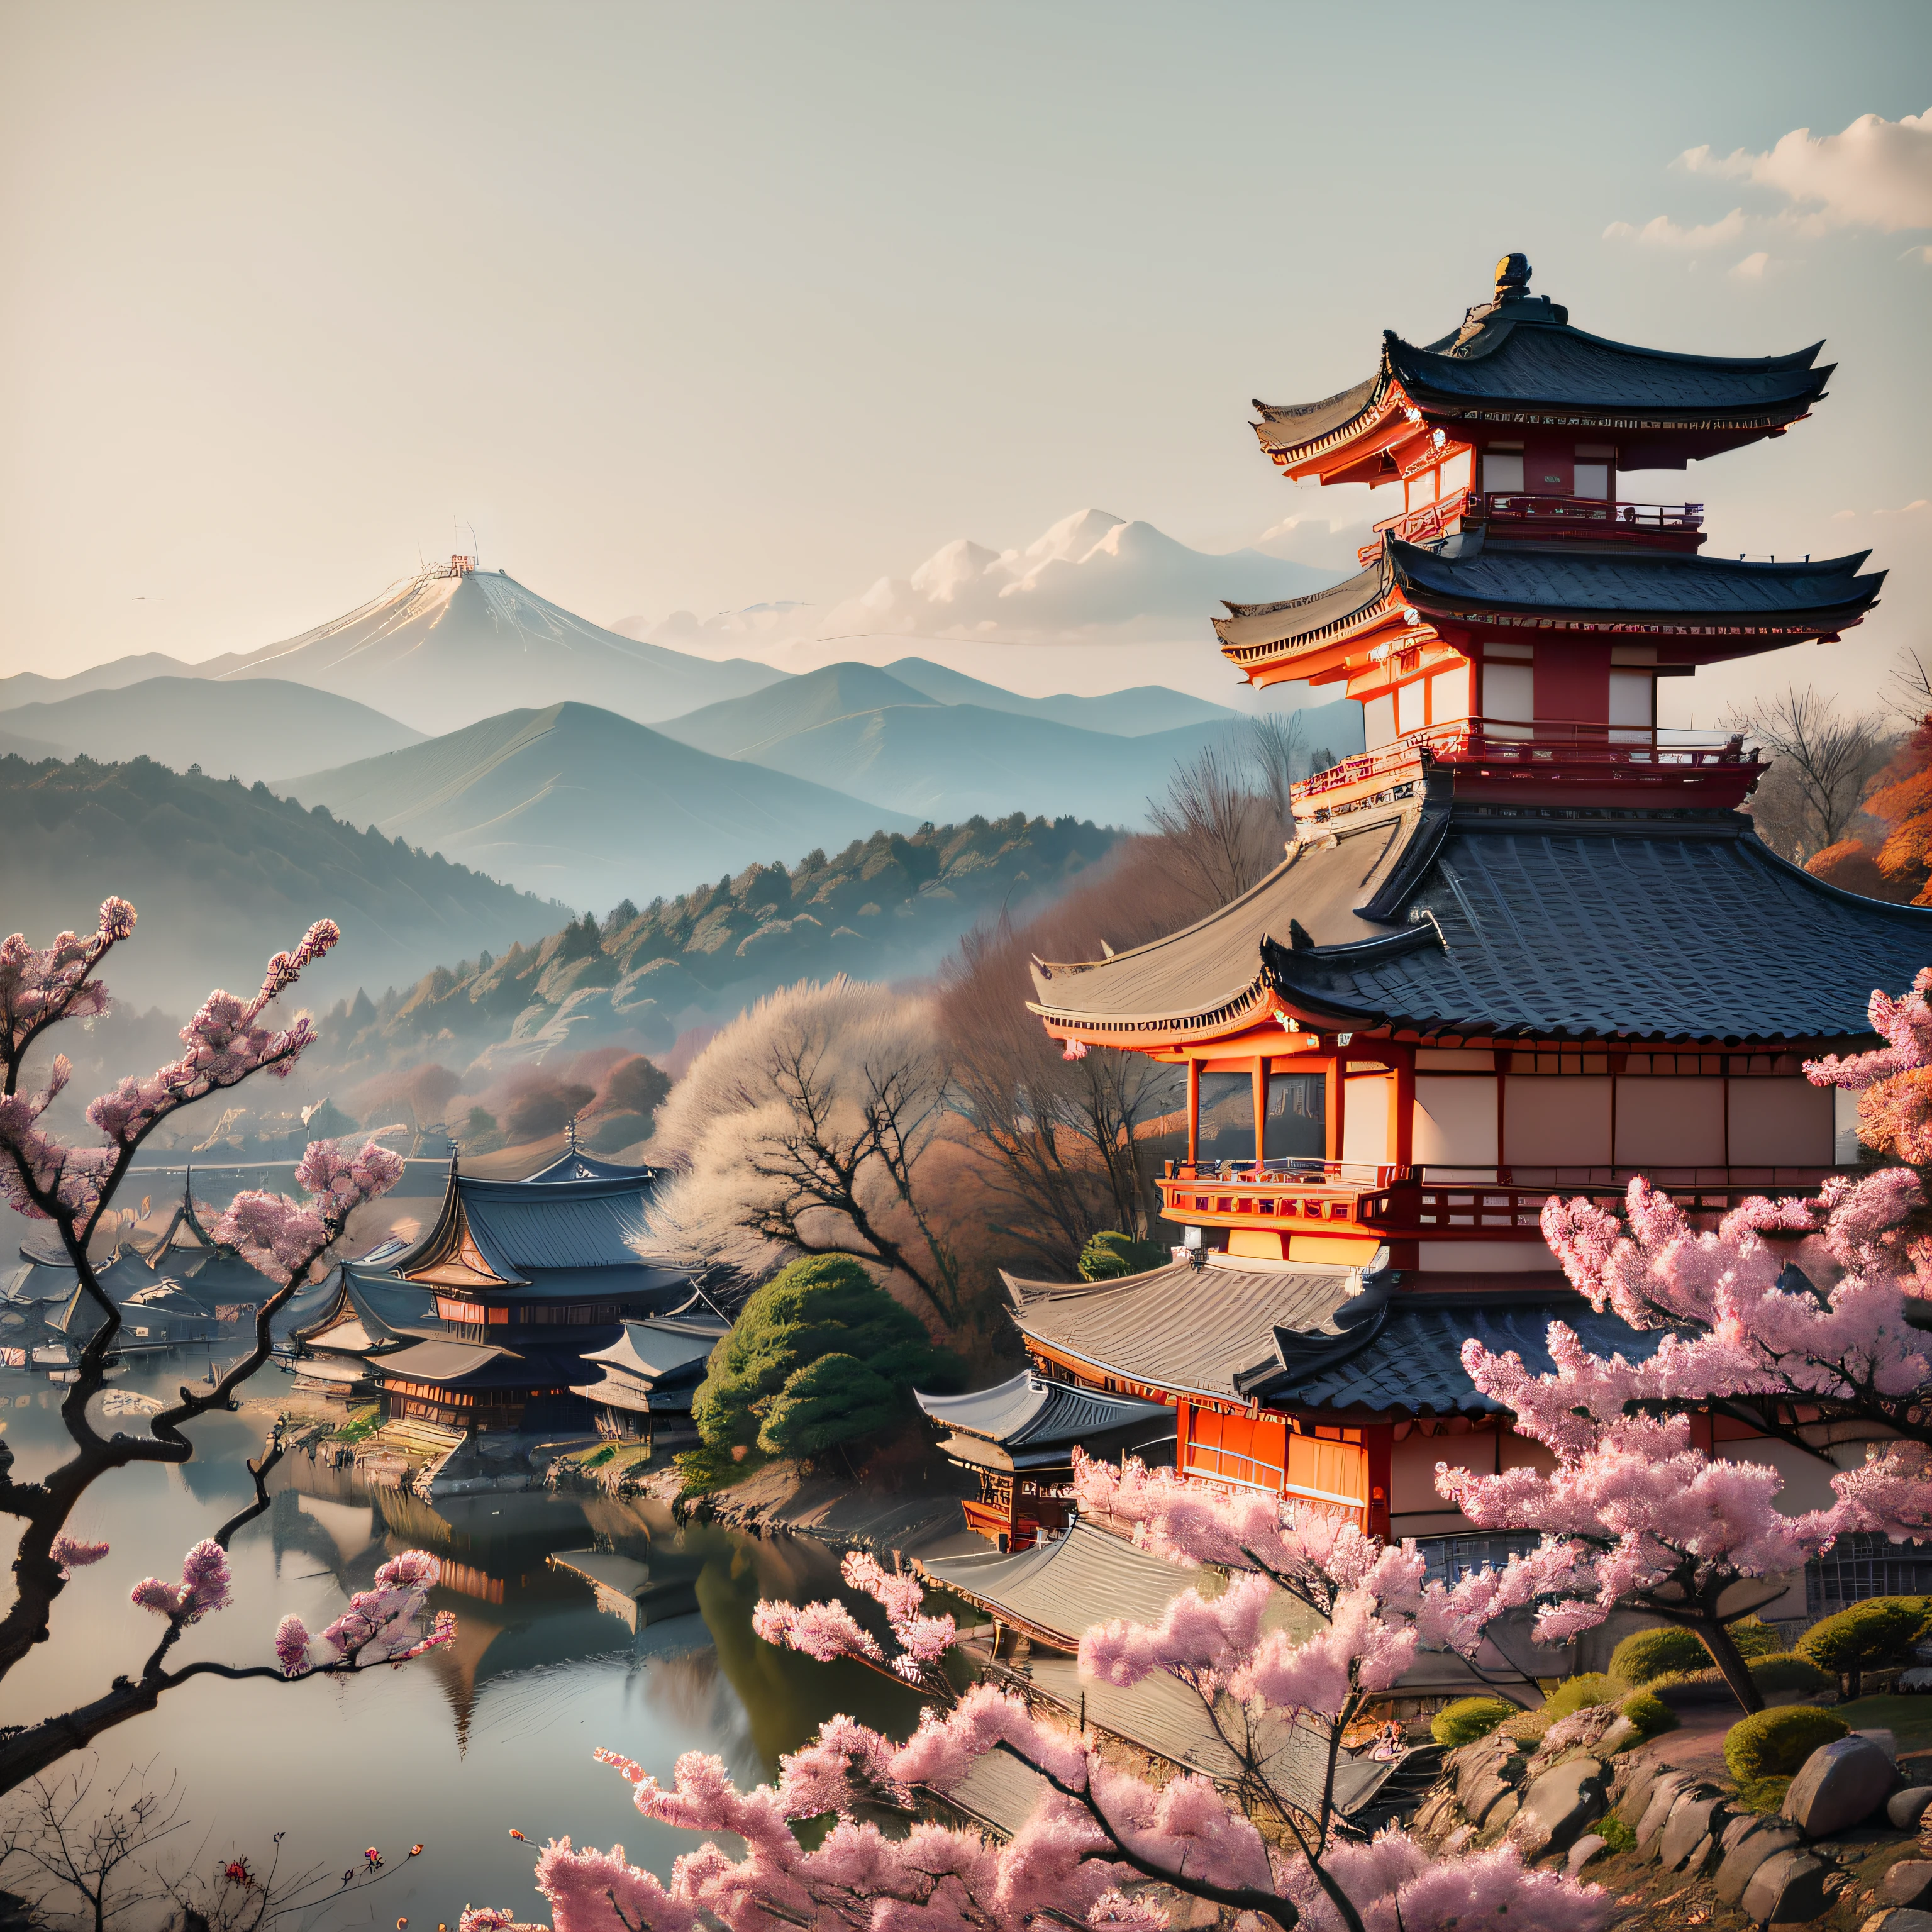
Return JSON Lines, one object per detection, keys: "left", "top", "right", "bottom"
{"left": 0, "top": 899, "right": 451, "bottom": 1793}
{"left": 464, "top": 1480, "right": 1611, "bottom": 1932}
{"left": 1428, "top": 973, "right": 1932, "bottom": 1712}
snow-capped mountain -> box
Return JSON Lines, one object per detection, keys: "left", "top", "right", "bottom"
{"left": 197, "top": 565, "right": 784, "bottom": 736}
{"left": 619, "top": 509, "right": 1345, "bottom": 703}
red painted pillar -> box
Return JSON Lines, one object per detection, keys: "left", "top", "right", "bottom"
{"left": 1365, "top": 1424, "right": 1392, "bottom": 1541}
{"left": 1252, "top": 1056, "right": 1270, "bottom": 1172}
{"left": 1186, "top": 1058, "right": 1200, "bottom": 1168}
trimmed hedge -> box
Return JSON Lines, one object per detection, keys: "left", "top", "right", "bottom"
{"left": 1796, "top": 1596, "right": 1932, "bottom": 1685}
{"left": 1748, "top": 1652, "right": 1831, "bottom": 1696}
{"left": 1618, "top": 1690, "right": 1679, "bottom": 1740}
{"left": 1724, "top": 1706, "right": 1849, "bottom": 1786}
{"left": 1541, "top": 1672, "right": 1621, "bottom": 1723}
{"left": 1431, "top": 1697, "right": 1518, "bottom": 1748}
{"left": 1609, "top": 1626, "right": 1711, "bottom": 1685}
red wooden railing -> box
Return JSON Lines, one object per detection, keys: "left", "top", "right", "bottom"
{"left": 1355, "top": 492, "right": 1704, "bottom": 564}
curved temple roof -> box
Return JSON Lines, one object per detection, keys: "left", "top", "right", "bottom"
{"left": 1030, "top": 798, "right": 1932, "bottom": 1045}
{"left": 1254, "top": 275, "right": 1831, "bottom": 469}
{"left": 916, "top": 1371, "right": 1169, "bottom": 1457}
{"left": 1006, "top": 1257, "right": 1363, "bottom": 1402}
{"left": 1216, "top": 540, "right": 1882, "bottom": 667}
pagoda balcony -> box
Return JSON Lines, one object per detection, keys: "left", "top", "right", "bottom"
{"left": 1291, "top": 723, "right": 1762, "bottom": 823}
{"left": 1355, "top": 491, "right": 1705, "bottom": 564}
{"left": 1161, "top": 1160, "right": 1852, "bottom": 1245}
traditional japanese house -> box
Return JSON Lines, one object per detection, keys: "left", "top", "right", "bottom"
{"left": 1011, "top": 255, "right": 1931, "bottom": 1602}
{"left": 291, "top": 1267, "right": 436, "bottom": 1398}
{"left": 347, "top": 1155, "right": 690, "bottom": 1432}
{"left": 569, "top": 1304, "right": 728, "bottom": 1443}
{"left": 914, "top": 1372, "right": 1171, "bottom": 1550}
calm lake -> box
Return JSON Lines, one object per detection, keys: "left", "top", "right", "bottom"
{"left": 0, "top": 1358, "right": 927, "bottom": 1928}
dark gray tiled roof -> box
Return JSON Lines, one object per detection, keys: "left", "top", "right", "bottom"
{"left": 1030, "top": 801, "right": 1932, "bottom": 1043}
{"left": 522, "top": 1148, "right": 661, "bottom": 1185}
{"left": 582, "top": 1316, "right": 725, "bottom": 1382}
{"left": 1252, "top": 374, "right": 1380, "bottom": 441}
{"left": 1272, "top": 814, "right": 1932, "bottom": 1041}
{"left": 377, "top": 1335, "right": 594, "bottom": 1389}
{"left": 916, "top": 1371, "right": 1170, "bottom": 1450}
{"left": 1394, "top": 540, "right": 1881, "bottom": 625}
{"left": 458, "top": 1175, "right": 655, "bottom": 1274}
{"left": 1006, "top": 1260, "right": 1361, "bottom": 1402}
{"left": 1255, "top": 1284, "right": 1670, "bottom": 1418}
{"left": 1387, "top": 318, "right": 1829, "bottom": 414}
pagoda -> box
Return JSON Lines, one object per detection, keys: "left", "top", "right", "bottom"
{"left": 999, "top": 256, "right": 1932, "bottom": 1606}
{"left": 299, "top": 1149, "right": 692, "bottom": 1434}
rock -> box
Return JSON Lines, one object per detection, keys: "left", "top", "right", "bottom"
{"left": 1859, "top": 1729, "right": 1902, "bottom": 1763}
{"left": 1481, "top": 1792, "right": 1519, "bottom": 1840}
{"left": 1741, "top": 1846, "right": 1831, "bottom": 1926}
{"left": 1565, "top": 1833, "right": 1607, "bottom": 1876}
{"left": 1662, "top": 1793, "right": 1731, "bottom": 1872}
{"left": 1715, "top": 1823, "right": 1802, "bottom": 1906}
{"left": 1615, "top": 1764, "right": 1664, "bottom": 1829}
{"left": 1892, "top": 1789, "right": 1932, "bottom": 1831}
{"left": 1784, "top": 1735, "right": 1898, "bottom": 1840}
{"left": 1637, "top": 1775, "right": 1701, "bottom": 1858}
{"left": 1884, "top": 1864, "right": 1932, "bottom": 1910}
{"left": 1511, "top": 1756, "right": 1608, "bottom": 1860}
{"left": 1596, "top": 1714, "right": 1639, "bottom": 1756}
{"left": 1455, "top": 1744, "right": 1518, "bottom": 1810}
{"left": 1462, "top": 1769, "right": 1520, "bottom": 1828}
{"left": 1862, "top": 1913, "right": 1932, "bottom": 1932}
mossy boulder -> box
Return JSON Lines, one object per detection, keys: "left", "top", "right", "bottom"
{"left": 1431, "top": 1696, "right": 1518, "bottom": 1748}
{"left": 1724, "top": 1706, "right": 1850, "bottom": 1787}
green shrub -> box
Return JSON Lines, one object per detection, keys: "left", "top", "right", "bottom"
{"left": 1729, "top": 1616, "right": 1782, "bottom": 1661}
{"left": 1796, "top": 1597, "right": 1932, "bottom": 1694}
{"left": 1724, "top": 1706, "right": 1849, "bottom": 1788}
{"left": 1609, "top": 1626, "right": 1711, "bottom": 1685}
{"left": 691, "top": 1256, "right": 965, "bottom": 1468}
{"left": 757, "top": 1353, "right": 901, "bottom": 1459}
{"left": 1596, "top": 1815, "right": 1636, "bottom": 1854}
{"left": 1617, "top": 1690, "right": 1679, "bottom": 1740}
{"left": 1748, "top": 1652, "right": 1831, "bottom": 1696}
{"left": 1431, "top": 1697, "right": 1518, "bottom": 1748}
{"left": 1541, "top": 1673, "right": 1621, "bottom": 1723}
{"left": 1736, "top": 1774, "right": 1796, "bottom": 1814}
{"left": 1078, "top": 1231, "right": 1170, "bottom": 1282}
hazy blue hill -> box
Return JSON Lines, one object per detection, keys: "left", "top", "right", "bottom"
{"left": 880, "top": 658, "right": 1243, "bottom": 735}
{"left": 657, "top": 662, "right": 1239, "bottom": 824}
{"left": 280, "top": 701, "right": 916, "bottom": 914}
{"left": 0, "top": 677, "right": 423, "bottom": 784}
{"left": 0, "top": 755, "right": 564, "bottom": 1015}
{"left": 0, "top": 725, "right": 65, "bottom": 762}
{"left": 0, "top": 653, "right": 199, "bottom": 709}
{"left": 200, "top": 567, "right": 785, "bottom": 735}
{"left": 656, "top": 662, "right": 938, "bottom": 758}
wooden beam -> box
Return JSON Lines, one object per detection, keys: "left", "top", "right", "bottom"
{"left": 1324, "top": 1057, "right": 1346, "bottom": 1162}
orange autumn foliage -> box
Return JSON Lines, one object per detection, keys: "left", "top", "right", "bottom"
{"left": 1804, "top": 716, "right": 1932, "bottom": 905}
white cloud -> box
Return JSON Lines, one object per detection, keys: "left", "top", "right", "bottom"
{"left": 1902, "top": 243, "right": 1932, "bottom": 267}
{"left": 1731, "top": 251, "right": 1772, "bottom": 280}
{"left": 1679, "top": 108, "right": 1932, "bottom": 232}
{"left": 1602, "top": 208, "right": 1746, "bottom": 248}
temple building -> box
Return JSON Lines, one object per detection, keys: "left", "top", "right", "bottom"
{"left": 294, "top": 1153, "right": 691, "bottom": 1433}
{"left": 916, "top": 1373, "right": 1170, "bottom": 1550}
{"left": 569, "top": 1309, "right": 728, "bottom": 1443}
{"left": 998, "top": 255, "right": 1932, "bottom": 1606}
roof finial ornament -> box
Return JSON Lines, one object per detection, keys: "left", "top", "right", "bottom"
{"left": 1494, "top": 252, "right": 1531, "bottom": 297}
{"left": 567, "top": 1114, "right": 579, "bottom": 1151}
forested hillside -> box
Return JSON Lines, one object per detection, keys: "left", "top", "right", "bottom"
{"left": 308, "top": 813, "right": 1123, "bottom": 1079}
{"left": 0, "top": 754, "right": 567, "bottom": 1013}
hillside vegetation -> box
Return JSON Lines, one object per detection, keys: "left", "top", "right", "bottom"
{"left": 309, "top": 813, "right": 1122, "bottom": 1078}
{"left": 0, "top": 754, "right": 565, "bottom": 1014}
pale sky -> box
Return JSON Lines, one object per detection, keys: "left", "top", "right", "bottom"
{"left": 2, "top": 2, "right": 1927, "bottom": 713}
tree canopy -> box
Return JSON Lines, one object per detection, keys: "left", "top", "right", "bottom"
{"left": 691, "top": 1256, "right": 963, "bottom": 1467}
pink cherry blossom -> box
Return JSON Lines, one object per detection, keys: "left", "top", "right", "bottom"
{"left": 48, "top": 1533, "right": 108, "bottom": 1578}
{"left": 130, "top": 1538, "right": 231, "bottom": 1623}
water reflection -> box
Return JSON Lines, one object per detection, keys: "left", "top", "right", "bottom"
{"left": 0, "top": 1365, "right": 927, "bottom": 1921}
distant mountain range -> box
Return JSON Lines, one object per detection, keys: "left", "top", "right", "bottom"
{"left": 0, "top": 754, "right": 563, "bottom": 1014}
{"left": 280, "top": 701, "right": 915, "bottom": 913}
{"left": 657, "top": 662, "right": 1243, "bottom": 826}
{"left": 0, "top": 677, "right": 423, "bottom": 782}
{"left": 3, "top": 568, "right": 784, "bottom": 740}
